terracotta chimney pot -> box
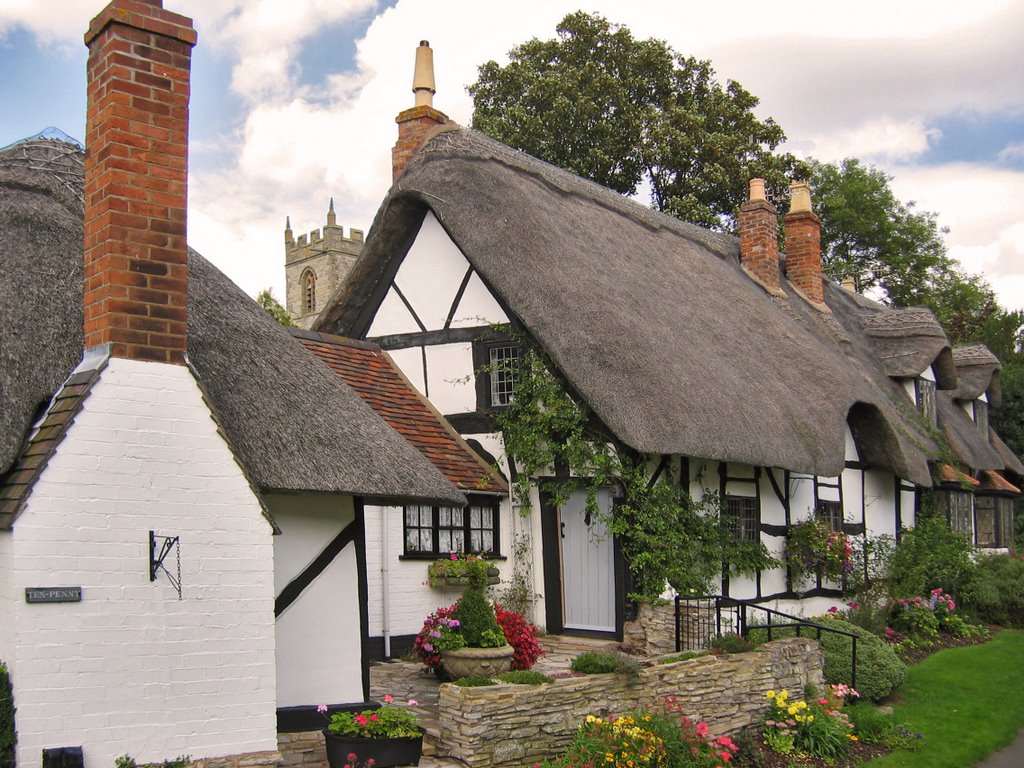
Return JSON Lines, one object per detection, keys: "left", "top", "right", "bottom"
{"left": 737, "top": 178, "right": 781, "bottom": 291}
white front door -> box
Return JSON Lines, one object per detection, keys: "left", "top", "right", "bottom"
{"left": 560, "top": 488, "right": 616, "bottom": 632}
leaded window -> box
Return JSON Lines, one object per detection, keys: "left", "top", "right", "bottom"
{"left": 816, "top": 499, "right": 844, "bottom": 532}
{"left": 974, "top": 400, "right": 989, "bottom": 440}
{"left": 723, "top": 495, "right": 759, "bottom": 543}
{"left": 938, "top": 489, "right": 974, "bottom": 538}
{"left": 488, "top": 345, "right": 519, "bottom": 407}
{"left": 974, "top": 496, "right": 997, "bottom": 547}
{"left": 402, "top": 498, "right": 500, "bottom": 556}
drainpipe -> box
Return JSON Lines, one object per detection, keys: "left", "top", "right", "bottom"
{"left": 381, "top": 507, "right": 392, "bottom": 659}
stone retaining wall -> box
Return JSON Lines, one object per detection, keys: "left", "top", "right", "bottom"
{"left": 277, "top": 732, "right": 326, "bottom": 768}
{"left": 438, "top": 638, "right": 824, "bottom": 768}
{"left": 192, "top": 751, "right": 282, "bottom": 768}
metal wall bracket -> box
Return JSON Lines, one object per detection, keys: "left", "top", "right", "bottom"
{"left": 149, "top": 530, "right": 182, "bottom": 600}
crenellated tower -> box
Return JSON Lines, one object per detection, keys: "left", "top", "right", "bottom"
{"left": 284, "top": 199, "right": 364, "bottom": 329}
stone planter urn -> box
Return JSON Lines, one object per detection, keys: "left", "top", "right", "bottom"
{"left": 440, "top": 644, "right": 515, "bottom": 679}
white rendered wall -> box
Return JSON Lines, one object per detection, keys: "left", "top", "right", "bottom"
{"left": 864, "top": 470, "right": 897, "bottom": 539}
{"left": 363, "top": 502, "right": 514, "bottom": 641}
{"left": 269, "top": 493, "right": 363, "bottom": 708}
{"left": 9, "top": 358, "right": 277, "bottom": 768}
{"left": 424, "top": 343, "right": 475, "bottom": 416}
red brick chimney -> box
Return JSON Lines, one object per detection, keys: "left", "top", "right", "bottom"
{"left": 784, "top": 181, "right": 825, "bottom": 305}
{"left": 737, "top": 178, "right": 781, "bottom": 291}
{"left": 83, "top": 0, "right": 197, "bottom": 364}
{"left": 392, "top": 41, "right": 450, "bottom": 181}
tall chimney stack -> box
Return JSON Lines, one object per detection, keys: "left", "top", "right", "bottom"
{"left": 737, "top": 178, "right": 781, "bottom": 291}
{"left": 83, "top": 0, "right": 197, "bottom": 364}
{"left": 392, "top": 41, "right": 450, "bottom": 181}
{"left": 784, "top": 181, "right": 825, "bottom": 305}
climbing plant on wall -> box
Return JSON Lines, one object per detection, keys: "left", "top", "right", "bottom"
{"left": 489, "top": 333, "right": 777, "bottom": 600}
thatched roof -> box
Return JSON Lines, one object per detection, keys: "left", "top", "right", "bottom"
{"left": 936, "top": 392, "right": 1002, "bottom": 472}
{"left": 0, "top": 137, "right": 464, "bottom": 508}
{"left": 952, "top": 344, "right": 1001, "bottom": 405}
{"left": 318, "top": 128, "right": 966, "bottom": 486}
{"left": 859, "top": 307, "right": 957, "bottom": 387}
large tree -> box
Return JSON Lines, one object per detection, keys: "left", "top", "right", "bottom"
{"left": 469, "top": 11, "right": 799, "bottom": 230}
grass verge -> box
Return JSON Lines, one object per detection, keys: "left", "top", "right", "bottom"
{"left": 863, "top": 629, "right": 1024, "bottom": 767}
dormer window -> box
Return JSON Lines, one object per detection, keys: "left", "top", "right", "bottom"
{"left": 915, "top": 377, "right": 936, "bottom": 426}
{"left": 973, "top": 400, "right": 989, "bottom": 440}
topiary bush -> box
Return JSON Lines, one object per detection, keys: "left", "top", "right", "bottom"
{"left": 814, "top": 616, "right": 907, "bottom": 702}
{"left": 452, "top": 582, "right": 503, "bottom": 647}
{"left": 964, "top": 554, "right": 1024, "bottom": 627}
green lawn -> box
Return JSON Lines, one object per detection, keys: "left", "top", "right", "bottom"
{"left": 864, "top": 629, "right": 1024, "bottom": 767}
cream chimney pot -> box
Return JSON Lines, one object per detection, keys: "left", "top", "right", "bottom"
{"left": 749, "top": 178, "right": 767, "bottom": 202}
{"left": 413, "top": 40, "right": 435, "bottom": 107}
{"left": 790, "top": 181, "right": 812, "bottom": 213}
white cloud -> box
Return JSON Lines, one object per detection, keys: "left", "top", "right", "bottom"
{"left": 997, "top": 142, "right": 1024, "bottom": 163}
{"left": 803, "top": 118, "right": 942, "bottom": 164}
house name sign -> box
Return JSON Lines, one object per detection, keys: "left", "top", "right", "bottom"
{"left": 25, "top": 587, "right": 82, "bottom": 604}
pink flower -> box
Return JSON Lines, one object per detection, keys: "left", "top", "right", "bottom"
{"left": 317, "top": 704, "right": 328, "bottom": 714}
{"left": 932, "top": 588, "right": 943, "bottom": 595}
{"left": 450, "top": 552, "right": 458, "bottom": 560}
{"left": 408, "top": 699, "right": 419, "bottom": 706}
{"left": 383, "top": 694, "right": 394, "bottom": 703}
{"left": 370, "top": 713, "right": 380, "bottom": 721}
{"left": 828, "top": 606, "right": 838, "bottom": 614}
{"left": 819, "top": 698, "right": 828, "bottom": 705}
{"left": 696, "top": 722, "right": 709, "bottom": 737}
{"left": 354, "top": 715, "right": 368, "bottom": 726}
{"left": 347, "top": 754, "right": 358, "bottom": 763}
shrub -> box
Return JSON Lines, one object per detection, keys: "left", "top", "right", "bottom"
{"left": 964, "top": 554, "right": 1024, "bottom": 627}
{"left": 886, "top": 516, "right": 977, "bottom": 598}
{"left": 451, "top": 675, "right": 497, "bottom": 687}
{"left": 452, "top": 583, "right": 503, "bottom": 647}
{"left": 657, "top": 650, "right": 706, "bottom": 664}
{"left": 0, "top": 663, "right": 13, "bottom": 768}
{"left": 494, "top": 603, "right": 543, "bottom": 670}
{"left": 494, "top": 670, "right": 553, "bottom": 685}
{"left": 569, "top": 651, "right": 639, "bottom": 676}
{"left": 814, "top": 617, "right": 907, "bottom": 702}
{"left": 708, "top": 632, "right": 757, "bottom": 654}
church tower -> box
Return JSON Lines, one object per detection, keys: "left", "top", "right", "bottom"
{"left": 284, "top": 200, "right": 364, "bottom": 329}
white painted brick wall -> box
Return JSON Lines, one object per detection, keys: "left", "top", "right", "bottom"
{"left": 0, "top": 533, "right": 13, "bottom": 669}
{"left": 8, "top": 358, "right": 277, "bottom": 768}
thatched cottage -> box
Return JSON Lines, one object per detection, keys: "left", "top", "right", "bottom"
{"left": 313, "top": 44, "right": 1023, "bottom": 639}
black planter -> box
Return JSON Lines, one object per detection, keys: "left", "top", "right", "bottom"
{"left": 323, "top": 728, "right": 424, "bottom": 768}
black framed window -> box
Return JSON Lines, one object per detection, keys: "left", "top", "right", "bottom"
{"left": 402, "top": 497, "right": 500, "bottom": 556}
{"left": 473, "top": 338, "right": 521, "bottom": 411}
{"left": 915, "top": 378, "right": 937, "bottom": 426}
{"left": 723, "top": 495, "right": 759, "bottom": 543}
{"left": 816, "top": 499, "right": 844, "bottom": 532}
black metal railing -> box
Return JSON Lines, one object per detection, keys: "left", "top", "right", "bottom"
{"left": 674, "top": 595, "right": 858, "bottom": 690}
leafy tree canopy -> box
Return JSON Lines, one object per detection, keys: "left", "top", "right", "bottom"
{"left": 469, "top": 11, "right": 799, "bottom": 230}
{"left": 257, "top": 288, "right": 296, "bottom": 328}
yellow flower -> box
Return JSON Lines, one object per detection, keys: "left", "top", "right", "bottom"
{"left": 766, "top": 690, "right": 776, "bottom": 698}
{"left": 849, "top": 734, "right": 859, "bottom": 741}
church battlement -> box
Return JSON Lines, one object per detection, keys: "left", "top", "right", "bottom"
{"left": 287, "top": 223, "right": 364, "bottom": 256}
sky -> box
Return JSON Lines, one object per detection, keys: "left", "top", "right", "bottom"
{"left": 1, "top": 0, "right": 1022, "bottom": 311}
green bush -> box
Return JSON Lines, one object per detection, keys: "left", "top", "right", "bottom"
{"left": 708, "top": 632, "right": 757, "bottom": 654}
{"left": 964, "top": 554, "right": 1024, "bottom": 627}
{"left": 569, "top": 651, "right": 639, "bottom": 676}
{"left": 452, "top": 584, "right": 502, "bottom": 647}
{"left": 845, "top": 702, "right": 922, "bottom": 750}
{"left": 656, "top": 650, "right": 706, "bottom": 664}
{"left": 0, "top": 662, "right": 13, "bottom": 768}
{"left": 815, "top": 617, "right": 907, "bottom": 702}
{"left": 887, "top": 515, "right": 977, "bottom": 598}
{"left": 451, "top": 675, "right": 496, "bottom": 687}
{"left": 494, "top": 670, "right": 553, "bottom": 685}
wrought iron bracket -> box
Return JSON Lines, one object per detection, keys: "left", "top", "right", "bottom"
{"left": 149, "top": 530, "right": 182, "bottom": 600}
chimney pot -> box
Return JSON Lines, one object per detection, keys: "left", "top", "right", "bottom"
{"left": 748, "top": 178, "right": 767, "bottom": 202}
{"left": 413, "top": 40, "right": 436, "bottom": 107}
{"left": 790, "top": 181, "right": 812, "bottom": 213}
{"left": 392, "top": 40, "right": 450, "bottom": 181}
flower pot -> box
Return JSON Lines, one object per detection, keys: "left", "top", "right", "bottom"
{"left": 440, "top": 644, "right": 514, "bottom": 679}
{"left": 323, "top": 728, "right": 424, "bottom": 768}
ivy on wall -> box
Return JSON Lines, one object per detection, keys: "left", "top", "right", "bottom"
{"left": 489, "top": 334, "right": 777, "bottom": 601}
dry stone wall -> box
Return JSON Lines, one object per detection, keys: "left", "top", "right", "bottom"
{"left": 438, "top": 638, "right": 824, "bottom": 768}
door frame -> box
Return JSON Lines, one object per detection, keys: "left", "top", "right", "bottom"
{"left": 540, "top": 486, "right": 625, "bottom": 639}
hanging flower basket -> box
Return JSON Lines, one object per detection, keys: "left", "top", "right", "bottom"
{"left": 785, "top": 519, "right": 853, "bottom": 583}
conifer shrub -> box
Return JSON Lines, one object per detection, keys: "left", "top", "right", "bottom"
{"left": 0, "top": 661, "right": 13, "bottom": 768}
{"left": 451, "top": 570, "right": 503, "bottom": 647}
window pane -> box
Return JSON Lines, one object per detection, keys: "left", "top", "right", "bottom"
{"left": 419, "top": 529, "right": 433, "bottom": 552}
{"left": 816, "top": 500, "right": 843, "bottom": 532}
{"left": 406, "top": 528, "right": 419, "bottom": 551}
{"left": 439, "top": 508, "right": 451, "bottom": 527}
{"left": 724, "top": 496, "right": 758, "bottom": 543}
{"left": 917, "top": 379, "right": 937, "bottom": 426}
{"left": 489, "top": 346, "right": 519, "bottom": 406}
{"left": 470, "top": 508, "right": 481, "bottom": 528}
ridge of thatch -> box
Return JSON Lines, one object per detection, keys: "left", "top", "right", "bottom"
{"left": 0, "top": 137, "right": 464, "bottom": 506}
{"left": 318, "top": 127, "right": 953, "bottom": 486}
{"left": 936, "top": 392, "right": 1003, "bottom": 472}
